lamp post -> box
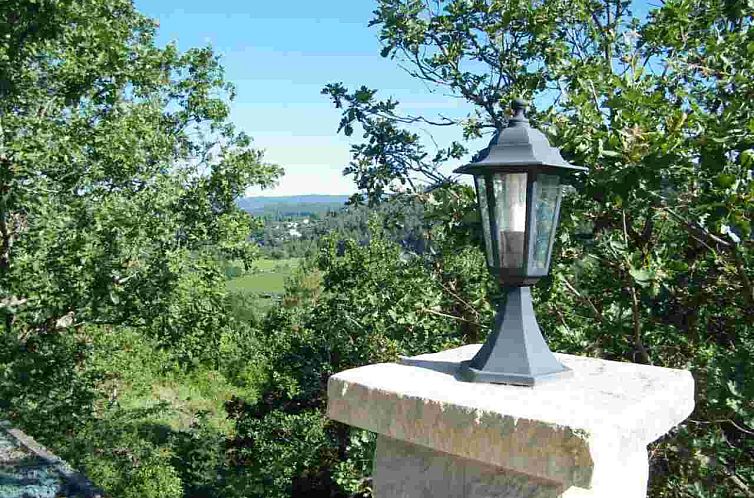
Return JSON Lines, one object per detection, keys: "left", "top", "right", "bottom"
{"left": 454, "top": 99, "right": 587, "bottom": 386}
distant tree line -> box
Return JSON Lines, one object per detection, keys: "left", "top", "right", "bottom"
{"left": 252, "top": 198, "right": 429, "bottom": 259}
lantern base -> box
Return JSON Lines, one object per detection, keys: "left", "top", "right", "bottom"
{"left": 459, "top": 361, "right": 572, "bottom": 386}
{"left": 459, "top": 286, "right": 570, "bottom": 387}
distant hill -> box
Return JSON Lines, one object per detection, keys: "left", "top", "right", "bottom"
{"left": 237, "top": 195, "right": 350, "bottom": 218}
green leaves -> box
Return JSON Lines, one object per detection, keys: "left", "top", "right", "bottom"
{"left": 0, "top": 0, "right": 280, "bottom": 345}
{"left": 0, "top": 2, "right": 281, "bottom": 496}
{"left": 232, "top": 219, "right": 494, "bottom": 497}
{"left": 321, "top": 1, "right": 754, "bottom": 495}
{"left": 628, "top": 267, "right": 652, "bottom": 286}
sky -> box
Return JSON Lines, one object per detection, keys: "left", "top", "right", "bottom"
{"left": 134, "top": 0, "right": 476, "bottom": 197}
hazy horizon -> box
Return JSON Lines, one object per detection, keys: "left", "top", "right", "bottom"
{"left": 241, "top": 193, "right": 350, "bottom": 199}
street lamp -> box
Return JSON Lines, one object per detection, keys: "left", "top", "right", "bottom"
{"left": 454, "top": 99, "right": 587, "bottom": 386}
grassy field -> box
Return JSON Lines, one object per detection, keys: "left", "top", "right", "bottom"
{"left": 227, "top": 258, "right": 301, "bottom": 296}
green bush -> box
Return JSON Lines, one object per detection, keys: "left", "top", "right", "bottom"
{"left": 319, "top": 0, "right": 754, "bottom": 495}
{"left": 71, "top": 406, "right": 183, "bottom": 498}
{"left": 231, "top": 410, "right": 336, "bottom": 498}
{"left": 225, "top": 224, "right": 491, "bottom": 497}
{"left": 170, "top": 419, "right": 228, "bottom": 498}
{"left": 0, "top": 330, "right": 102, "bottom": 444}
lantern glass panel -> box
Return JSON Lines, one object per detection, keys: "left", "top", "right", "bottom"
{"left": 474, "top": 175, "right": 494, "bottom": 267}
{"left": 492, "top": 173, "right": 527, "bottom": 270}
{"left": 531, "top": 174, "right": 561, "bottom": 271}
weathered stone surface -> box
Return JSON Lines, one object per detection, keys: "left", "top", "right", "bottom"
{"left": 0, "top": 420, "right": 102, "bottom": 498}
{"left": 375, "top": 436, "right": 564, "bottom": 498}
{"left": 327, "top": 344, "right": 694, "bottom": 495}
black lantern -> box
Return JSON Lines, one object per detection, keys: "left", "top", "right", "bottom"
{"left": 454, "top": 99, "right": 587, "bottom": 386}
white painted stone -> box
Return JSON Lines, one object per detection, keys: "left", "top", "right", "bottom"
{"left": 326, "top": 344, "right": 694, "bottom": 497}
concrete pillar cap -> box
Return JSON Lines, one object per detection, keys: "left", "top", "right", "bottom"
{"left": 327, "top": 344, "right": 694, "bottom": 492}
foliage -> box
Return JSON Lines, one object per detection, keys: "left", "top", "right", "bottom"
{"left": 331, "top": 430, "right": 376, "bottom": 498}
{"left": 228, "top": 224, "right": 493, "bottom": 497}
{"left": 2, "top": 0, "right": 751, "bottom": 497}
{"left": 0, "top": 327, "right": 103, "bottom": 443}
{"left": 230, "top": 409, "right": 336, "bottom": 498}
{"left": 0, "top": 0, "right": 280, "bottom": 356}
{"left": 70, "top": 405, "right": 184, "bottom": 498}
{"left": 170, "top": 418, "right": 228, "bottom": 498}
{"left": 0, "top": 0, "right": 279, "bottom": 496}
{"left": 321, "top": 0, "right": 754, "bottom": 496}
{"left": 251, "top": 197, "right": 429, "bottom": 259}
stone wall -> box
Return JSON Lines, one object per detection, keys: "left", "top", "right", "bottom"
{"left": 0, "top": 420, "right": 102, "bottom": 498}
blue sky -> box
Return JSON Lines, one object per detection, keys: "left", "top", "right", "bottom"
{"left": 135, "top": 0, "right": 475, "bottom": 197}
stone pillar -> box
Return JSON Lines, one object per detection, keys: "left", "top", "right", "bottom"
{"left": 326, "top": 344, "right": 694, "bottom": 498}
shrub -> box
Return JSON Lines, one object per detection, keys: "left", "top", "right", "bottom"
{"left": 227, "top": 226, "right": 491, "bottom": 497}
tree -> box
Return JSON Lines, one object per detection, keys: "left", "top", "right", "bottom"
{"left": 0, "top": 0, "right": 279, "bottom": 351}
{"left": 232, "top": 225, "right": 492, "bottom": 497}
{"left": 323, "top": 0, "right": 753, "bottom": 495}
{"left": 0, "top": 0, "right": 281, "bottom": 468}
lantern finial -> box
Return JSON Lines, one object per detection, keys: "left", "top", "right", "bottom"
{"left": 510, "top": 98, "right": 529, "bottom": 125}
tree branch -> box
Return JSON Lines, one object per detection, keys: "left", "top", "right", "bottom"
{"left": 561, "top": 276, "right": 607, "bottom": 323}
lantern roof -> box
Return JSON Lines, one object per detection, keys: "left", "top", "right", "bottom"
{"left": 455, "top": 99, "right": 588, "bottom": 175}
